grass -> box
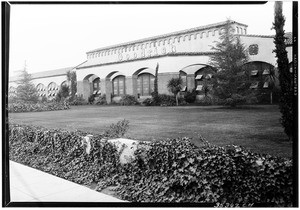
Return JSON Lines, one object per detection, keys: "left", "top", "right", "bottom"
{"left": 9, "top": 104, "right": 292, "bottom": 157}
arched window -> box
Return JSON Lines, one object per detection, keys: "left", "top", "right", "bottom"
{"left": 137, "top": 73, "right": 155, "bottom": 96}
{"left": 113, "top": 75, "right": 126, "bottom": 96}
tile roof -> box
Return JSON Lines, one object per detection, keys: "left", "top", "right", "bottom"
{"left": 87, "top": 20, "right": 248, "bottom": 53}
{"left": 31, "top": 67, "right": 73, "bottom": 79}
{"left": 239, "top": 32, "right": 293, "bottom": 46}
{"left": 9, "top": 67, "right": 73, "bottom": 82}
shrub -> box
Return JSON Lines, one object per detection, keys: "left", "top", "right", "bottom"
{"left": 9, "top": 120, "right": 129, "bottom": 189}
{"left": 184, "top": 89, "right": 197, "bottom": 103}
{"left": 8, "top": 101, "right": 70, "bottom": 113}
{"left": 103, "top": 119, "right": 129, "bottom": 138}
{"left": 88, "top": 94, "right": 95, "bottom": 104}
{"left": 116, "top": 138, "right": 293, "bottom": 206}
{"left": 197, "top": 96, "right": 212, "bottom": 106}
{"left": 69, "top": 95, "right": 88, "bottom": 106}
{"left": 9, "top": 123, "right": 293, "bottom": 206}
{"left": 142, "top": 98, "right": 154, "bottom": 106}
{"left": 95, "top": 94, "right": 107, "bottom": 105}
{"left": 119, "top": 95, "right": 139, "bottom": 106}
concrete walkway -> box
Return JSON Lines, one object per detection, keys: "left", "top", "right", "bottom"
{"left": 9, "top": 161, "right": 125, "bottom": 202}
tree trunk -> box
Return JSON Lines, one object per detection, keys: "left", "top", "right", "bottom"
{"left": 270, "top": 92, "right": 273, "bottom": 104}
{"left": 176, "top": 93, "right": 179, "bottom": 106}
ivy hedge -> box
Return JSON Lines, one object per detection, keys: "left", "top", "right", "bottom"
{"left": 9, "top": 123, "right": 293, "bottom": 206}
{"left": 8, "top": 101, "right": 70, "bottom": 113}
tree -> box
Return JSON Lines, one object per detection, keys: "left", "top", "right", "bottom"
{"left": 153, "top": 63, "right": 159, "bottom": 96}
{"left": 209, "top": 20, "right": 253, "bottom": 107}
{"left": 264, "top": 68, "right": 278, "bottom": 104}
{"left": 55, "top": 85, "right": 70, "bottom": 101}
{"left": 15, "top": 67, "right": 39, "bottom": 103}
{"left": 273, "top": 1, "right": 294, "bottom": 140}
{"left": 67, "top": 70, "right": 77, "bottom": 99}
{"left": 167, "top": 77, "right": 182, "bottom": 106}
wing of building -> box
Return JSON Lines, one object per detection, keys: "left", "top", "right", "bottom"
{"left": 9, "top": 20, "right": 293, "bottom": 103}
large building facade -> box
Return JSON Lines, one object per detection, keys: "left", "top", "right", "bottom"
{"left": 9, "top": 20, "right": 293, "bottom": 103}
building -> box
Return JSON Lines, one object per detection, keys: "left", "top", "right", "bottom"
{"left": 9, "top": 20, "right": 293, "bottom": 103}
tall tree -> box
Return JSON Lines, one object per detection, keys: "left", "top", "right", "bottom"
{"left": 264, "top": 68, "right": 278, "bottom": 104}
{"left": 153, "top": 63, "right": 159, "bottom": 96}
{"left": 15, "top": 65, "right": 39, "bottom": 103}
{"left": 67, "top": 70, "right": 77, "bottom": 99}
{"left": 167, "top": 77, "right": 182, "bottom": 106}
{"left": 209, "top": 20, "right": 252, "bottom": 107}
{"left": 273, "top": 1, "right": 293, "bottom": 140}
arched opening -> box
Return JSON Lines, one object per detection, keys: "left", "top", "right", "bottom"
{"left": 179, "top": 64, "right": 215, "bottom": 92}
{"left": 137, "top": 73, "right": 155, "bottom": 97}
{"left": 36, "top": 83, "right": 46, "bottom": 97}
{"left": 242, "top": 61, "right": 277, "bottom": 104}
{"left": 47, "top": 82, "right": 59, "bottom": 98}
{"left": 82, "top": 74, "right": 101, "bottom": 99}
{"left": 132, "top": 67, "right": 155, "bottom": 99}
{"left": 112, "top": 75, "right": 126, "bottom": 97}
{"left": 194, "top": 66, "right": 215, "bottom": 95}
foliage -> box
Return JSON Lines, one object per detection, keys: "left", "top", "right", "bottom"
{"left": 55, "top": 85, "right": 70, "bottom": 102}
{"left": 66, "top": 70, "right": 77, "bottom": 100}
{"left": 273, "top": 2, "right": 294, "bottom": 141}
{"left": 209, "top": 20, "right": 253, "bottom": 107}
{"left": 68, "top": 95, "right": 88, "bottom": 106}
{"left": 103, "top": 119, "right": 129, "bottom": 138}
{"left": 198, "top": 96, "right": 213, "bottom": 106}
{"left": 119, "top": 95, "right": 140, "bottom": 106}
{"left": 184, "top": 89, "right": 197, "bottom": 103}
{"left": 8, "top": 101, "right": 70, "bottom": 113}
{"left": 88, "top": 94, "right": 95, "bottom": 104}
{"left": 9, "top": 122, "right": 293, "bottom": 206}
{"left": 167, "top": 77, "right": 183, "bottom": 106}
{"left": 9, "top": 120, "right": 128, "bottom": 190}
{"left": 15, "top": 68, "right": 39, "bottom": 103}
{"left": 95, "top": 94, "right": 107, "bottom": 105}
{"left": 153, "top": 63, "right": 159, "bottom": 98}
{"left": 116, "top": 138, "right": 293, "bottom": 206}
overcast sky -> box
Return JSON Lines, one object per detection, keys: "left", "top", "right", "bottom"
{"left": 9, "top": 1, "right": 293, "bottom": 76}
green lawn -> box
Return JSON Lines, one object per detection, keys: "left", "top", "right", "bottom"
{"left": 9, "top": 105, "right": 292, "bottom": 157}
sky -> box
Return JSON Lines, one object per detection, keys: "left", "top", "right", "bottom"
{"left": 9, "top": 1, "right": 294, "bottom": 76}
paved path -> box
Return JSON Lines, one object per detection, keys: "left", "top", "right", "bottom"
{"left": 9, "top": 161, "right": 125, "bottom": 202}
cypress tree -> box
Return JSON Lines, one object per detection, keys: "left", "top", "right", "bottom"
{"left": 273, "top": 1, "right": 294, "bottom": 140}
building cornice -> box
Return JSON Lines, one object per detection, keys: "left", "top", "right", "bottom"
{"left": 87, "top": 20, "right": 248, "bottom": 54}
{"left": 76, "top": 52, "right": 216, "bottom": 70}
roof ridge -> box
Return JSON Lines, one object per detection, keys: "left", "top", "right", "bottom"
{"left": 87, "top": 20, "right": 247, "bottom": 53}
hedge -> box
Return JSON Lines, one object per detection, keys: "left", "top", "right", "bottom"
{"left": 8, "top": 101, "right": 70, "bottom": 113}
{"left": 9, "top": 123, "right": 293, "bottom": 206}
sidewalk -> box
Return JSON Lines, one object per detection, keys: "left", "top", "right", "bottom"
{"left": 9, "top": 161, "right": 126, "bottom": 202}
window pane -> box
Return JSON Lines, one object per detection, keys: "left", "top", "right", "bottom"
{"left": 137, "top": 77, "right": 142, "bottom": 94}
{"left": 119, "top": 77, "right": 124, "bottom": 95}
{"left": 150, "top": 76, "right": 155, "bottom": 93}
{"left": 113, "top": 80, "right": 118, "bottom": 95}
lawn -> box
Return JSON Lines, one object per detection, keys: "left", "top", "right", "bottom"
{"left": 9, "top": 105, "right": 292, "bottom": 157}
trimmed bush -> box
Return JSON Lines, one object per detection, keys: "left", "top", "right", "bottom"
{"left": 95, "top": 94, "right": 107, "bottom": 105}
{"left": 68, "top": 95, "right": 88, "bottom": 106}
{"left": 8, "top": 101, "right": 70, "bottom": 113}
{"left": 119, "top": 95, "right": 140, "bottom": 106}
{"left": 184, "top": 90, "right": 197, "bottom": 103}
